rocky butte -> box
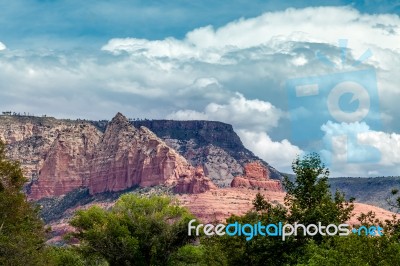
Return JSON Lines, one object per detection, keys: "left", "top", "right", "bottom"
{"left": 231, "top": 162, "right": 282, "bottom": 191}
{"left": 88, "top": 113, "right": 216, "bottom": 194}
{"left": 128, "top": 119, "right": 284, "bottom": 186}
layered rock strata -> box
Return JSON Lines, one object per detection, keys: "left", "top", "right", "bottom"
{"left": 89, "top": 113, "right": 216, "bottom": 195}
{"left": 0, "top": 113, "right": 217, "bottom": 199}
{"left": 231, "top": 162, "right": 283, "bottom": 191}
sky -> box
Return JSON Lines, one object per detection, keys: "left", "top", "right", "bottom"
{"left": 0, "top": 0, "right": 399, "bottom": 176}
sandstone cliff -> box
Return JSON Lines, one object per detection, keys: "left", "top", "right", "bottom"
{"left": 89, "top": 113, "right": 216, "bottom": 194}
{"left": 30, "top": 124, "right": 100, "bottom": 199}
{"left": 127, "top": 120, "right": 284, "bottom": 186}
{"left": 0, "top": 113, "right": 217, "bottom": 199}
{"left": 0, "top": 116, "right": 101, "bottom": 199}
{"left": 231, "top": 162, "right": 283, "bottom": 191}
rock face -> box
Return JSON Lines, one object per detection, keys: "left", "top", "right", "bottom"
{"left": 126, "top": 120, "right": 284, "bottom": 186}
{"left": 0, "top": 116, "right": 102, "bottom": 199}
{"left": 174, "top": 166, "right": 217, "bottom": 194}
{"left": 177, "top": 188, "right": 396, "bottom": 223}
{"left": 30, "top": 124, "right": 100, "bottom": 199}
{"left": 89, "top": 113, "right": 216, "bottom": 194}
{"left": 231, "top": 162, "right": 283, "bottom": 191}
{"left": 0, "top": 113, "right": 217, "bottom": 199}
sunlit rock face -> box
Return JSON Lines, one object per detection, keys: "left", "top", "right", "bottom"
{"left": 0, "top": 113, "right": 217, "bottom": 200}
{"left": 231, "top": 162, "right": 283, "bottom": 191}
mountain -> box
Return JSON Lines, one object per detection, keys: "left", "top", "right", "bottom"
{"left": 328, "top": 176, "right": 400, "bottom": 210}
{"left": 92, "top": 119, "right": 283, "bottom": 187}
{"left": 0, "top": 113, "right": 397, "bottom": 230}
{"left": 231, "top": 161, "right": 282, "bottom": 191}
{"left": 0, "top": 113, "right": 216, "bottom": 200}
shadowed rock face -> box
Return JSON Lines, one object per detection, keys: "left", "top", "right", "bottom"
{"left": 0, "top": 113, "right": 216, "bottom": 199}
{"left": 231, "top": 162, "right": 283, "bottom": 191}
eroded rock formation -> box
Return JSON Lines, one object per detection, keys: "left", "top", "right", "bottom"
{"left": 231, "top": 162, "right": 283, "bottom": 191}
{"left": 0, "top": 113, "right": 217, "bottom": 199}
{"left": 89, "top": 113, "right": 216, "bottom": 195}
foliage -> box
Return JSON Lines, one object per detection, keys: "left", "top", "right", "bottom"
{"left": 298, "top": 234, "right": 400, "bottom": 266}
{"left": 203, "top": 153, "right": 357, "bottom": 265}
{"left": 0, "top": 140, "right": 48, "bottom": 265}
{"left": 46, "top": 246, "right": 108, "bottom": 266}
{"left": 70, "top": 194, "right": 197, "bottom": 265}
{"left": 168, "top": 244, "right": 228, "bottom": 266}
{"left": 284, "top": 153, "right": 354, "bottom": 227}
{"left": 252, "top": 192, "right": 271, "bottom": 212}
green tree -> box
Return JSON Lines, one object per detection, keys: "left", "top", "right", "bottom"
{"left": 168, "top": 244, "right": 227, "bottom": 266}
{"left": 202, "top": 195, "right": 290, "bottom": 266}
{"left": 252, "top": 192, "right": 271, "bottom": 212}
{"left": 46, "top": 246, "right": 108, "bottom": 266}
{"left": 205, "top": 153, "right": 356, "bottom": 266}
{"left": 298, "top": 234, "right": 400, "bottom": 266}
{"left": 0, "top": 140, "right": 48, "bottom": 265}
{"left": 70, "top": 194, "right": 197, "bottom": 266}
{"left": 284, "top": 153, "right": 354, "bottom": 227}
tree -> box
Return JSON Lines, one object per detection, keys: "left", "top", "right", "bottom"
{"left": 70, "top": 194, "right": 197, "bottom": 265}
{"left": 0, "top": 140, "right": 48, "bottom": 265}
{"left": 206, "top": 153, "right": 356, "bottom": 266}
{"left": 298, "top": 234, "right": 400, "bottom": 266}
{"left": 168, "top": 244, "right": 228, "bottom": 266}
{"left": 252, "top": 192, "right": 271, "bottom": 212}
{"left": 284, "top": 153, "right": 354, "bottom": 227}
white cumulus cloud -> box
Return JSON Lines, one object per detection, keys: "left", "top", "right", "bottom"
{"left": 237, "top": 130, "right": 303, "bottom": 173}
{"left": 102, "top": 6, "right": 400, "bottom": 61}
{"left": 167, "top": 93, "right": 302, "bottom": 172}
{"left": 167, "top": 93, "right": 284, "bottom": 132}
{"left": 320, "top": 121, "right": 400, "bottom": 176}
{"left": 1, "top": 6, "right": 400, "bottom": 176}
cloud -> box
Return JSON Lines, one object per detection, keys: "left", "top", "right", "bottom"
{"left": 167, "top": 110, "right": 208, "bottom": 120}
{"left": 237, "top": 130, "right": 303, "bottom": 173}
{"left": 100, "top": 6, "right": 400, "bottom": 136}
{"left": 320, "top": 121, "right": 400, "bottom": 176}
{"left": 1, "top": 1, "right": 399, "bottom": 50}
{"left": 102, "top": 7, "right": 400, "bottom": 60}
{"left": 1, "top": 6, "right": 400, "bottom": 176}
{"left": 167, "top": 93, "right": 284, "bottom": 132}
{"left": 0, "top": 42, "right": 6, "bottom": 50}
{"left": 167, "top": 93, "right": 302, "bottom": 172}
